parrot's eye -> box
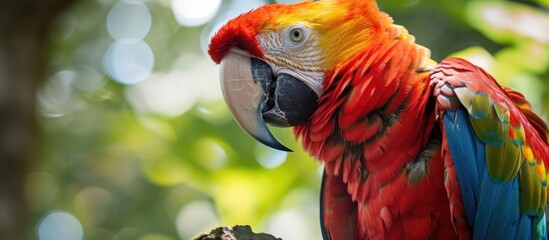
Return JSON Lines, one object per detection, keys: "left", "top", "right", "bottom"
{"left": 281, "top": 24, "right": 312, "bottom": 49}
{"left": 290, "top": 28, "right": 304, "bottom": 42}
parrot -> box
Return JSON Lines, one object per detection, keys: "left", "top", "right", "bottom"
{"left": 207, "top": 0, "right": 549, "bottom": 239}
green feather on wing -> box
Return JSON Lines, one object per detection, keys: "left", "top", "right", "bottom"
{"left": 454, "top": 86, "right": 547, "bottom": 215}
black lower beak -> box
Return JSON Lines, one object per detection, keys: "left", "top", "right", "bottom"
{"left": 250, "top": 58, "right": 318, "bottom": 128}
{"left": 261, "top": 73, "right": 318, "bottom": 127}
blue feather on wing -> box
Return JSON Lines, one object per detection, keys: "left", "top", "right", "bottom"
{"left": 443, "top": 108, "right": 543, "bottom": 239}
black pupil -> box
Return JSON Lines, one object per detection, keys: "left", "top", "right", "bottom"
{"left": 293, "top": 30, "right": 300, "bottom": 38}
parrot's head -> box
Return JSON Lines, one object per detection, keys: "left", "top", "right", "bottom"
{"left": 209, "top": 0, "right": 393, "bottom": 151}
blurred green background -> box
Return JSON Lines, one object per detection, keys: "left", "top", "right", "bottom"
{"left": 8, "top": 0, "right": 549, "bottom": 239}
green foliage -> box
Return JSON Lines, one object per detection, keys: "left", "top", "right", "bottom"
{"left": 34, "top": 0, "right": 549, "bottom": 239}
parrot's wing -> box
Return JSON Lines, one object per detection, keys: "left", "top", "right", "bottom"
{"left": 431, "top": 58, "right": 549, "bottom": 239}
{"left": 320, "top": 170, "right": 359, "bottom": 240}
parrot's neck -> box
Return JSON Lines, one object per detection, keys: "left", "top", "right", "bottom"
{"left": 294, "top": 26, "right": 437, "bottom": 202}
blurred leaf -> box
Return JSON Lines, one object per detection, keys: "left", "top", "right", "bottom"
{"left": 536, "top": 0, "right": 549, "bottom": 7}
{"left": 466, "top": 1, "right": 549, "bottom": 45}
{"left": 142, "top": 155, "right": 195, "bottom": 186}
{"left": 213, "top": 169, "right": 296, "bottom": 226}
{"left": 138, "top": 234, "right": 175, "bottom": 240}
{"left": 495, "top": 43, "right": 549, "bottom": 75}
{"left": 137, "top": 115, "right": 178, "bottom": 141}
{"left": 450, "top": 46, "right": 495, "bottom": 72}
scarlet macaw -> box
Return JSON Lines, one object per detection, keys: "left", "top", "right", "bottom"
{"left": 208, "top": 0, "right": 549, "bottom": 239}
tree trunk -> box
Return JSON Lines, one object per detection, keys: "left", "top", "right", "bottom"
{"left": 0, "top": 0, "right": 75, "bottom": 239}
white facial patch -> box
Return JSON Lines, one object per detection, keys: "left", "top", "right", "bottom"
{"left": 257, "top": 24, "right": 325, "bottom": 96}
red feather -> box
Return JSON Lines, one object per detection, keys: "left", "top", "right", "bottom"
{"left": 321, "top": 171, "right": 360, "bottom": 240}
{"left": 294, "top": 29, "right": 458, "bottom": 239}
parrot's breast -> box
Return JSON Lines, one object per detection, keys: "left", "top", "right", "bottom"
{"left": 294, "top": 37, "right": 458, "bottom": 239}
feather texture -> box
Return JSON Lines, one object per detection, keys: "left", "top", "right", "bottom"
{"left": 208, "top": 0, "right": 549, "bottom": 239}
{"left": 321, "top": 170, "right": 359, "bottom": 240}
{"left": 432, "top": 58, "right": 549, "bottom": 239}
{"left": 296, "top": 8, "right": 457, "bottom": 238}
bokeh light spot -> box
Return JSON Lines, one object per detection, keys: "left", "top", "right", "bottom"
{"left": 194, "top": 138, "right": 228, "bottom": 170}
{"left": 37, "top": 211, "right": 84, "bottom": 240}
{"left": 37, "top": 70, "right": 80, "bottom": 117}
{"left": 264, "top": 190, "right": 323, "bottom": 240}
{"left": 143, "top": 157, "right": 192, "bottom": 186}
{"left": 176, "top": 201, "right": 219, "bottom": 239}
{"left": 265, "top": 209, "right": 309, "bottom": 240}
{"left": 480, "top": 4, "right": 549, "bottom": 43}
{"left": 171, "top": 0, "right": 221, "bottom": 27}
{"left": 104, "top": 40, "right": 154, "bottom": 85}
{"left": 514, "top": 12, "right": 549, "bottom": 43}
{"left": 481, "top": 6, "right": 512, "bottom": 31}
{"left": 107, "top": 1, "right": 151, "bottom": 41}
{"left": 74, "top": 187, "right": 113, "bottom": 226}
{"left": 72, "top": 65, "right": 105, "bottom": 93}
{"left": 255, "top": 145, "right": 287, "bottom": 169}
{"left": 124, "top": 55, "right": 221, "bottom": 117}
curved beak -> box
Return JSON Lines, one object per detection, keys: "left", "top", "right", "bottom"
{"left": 220, "top": 50, "right": 292, "bottom": 152}
{"left": 219, "top": 49, "right": 319, "bottom": 152}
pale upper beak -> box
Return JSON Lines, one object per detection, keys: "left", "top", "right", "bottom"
{"left": 219, "top": 49, "right": 318, "bottom": 151}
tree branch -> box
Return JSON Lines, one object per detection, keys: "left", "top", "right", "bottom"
{"left": 195, "top": 225, "right": 282, "bottom": 240}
